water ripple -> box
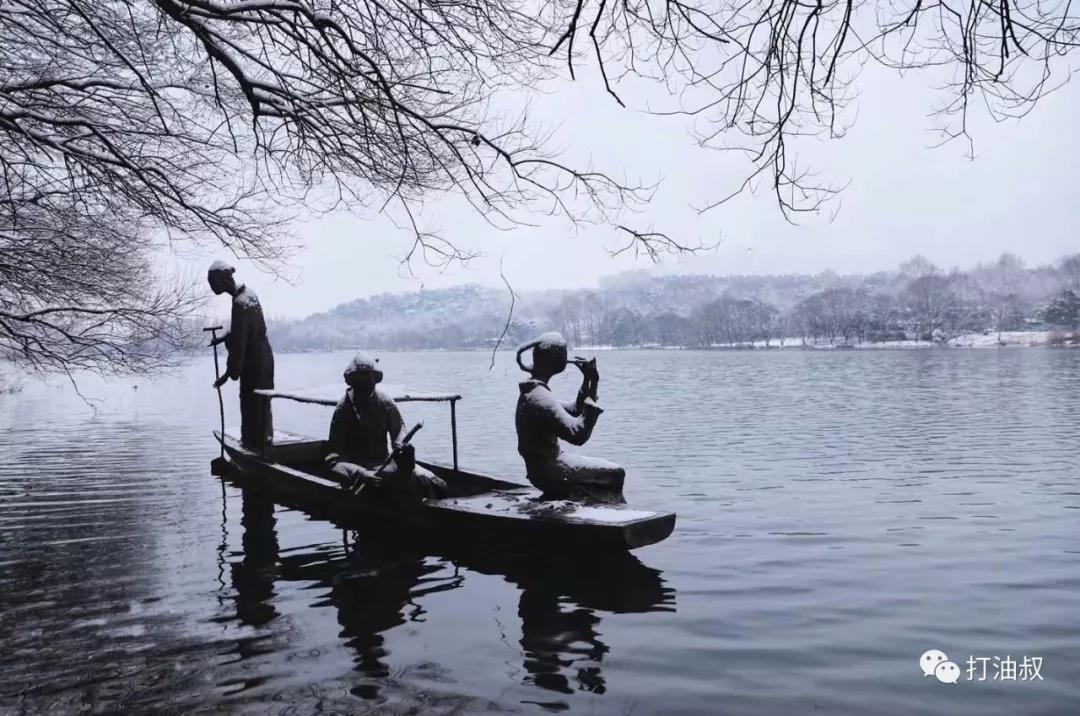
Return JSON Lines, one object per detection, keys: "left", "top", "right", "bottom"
{"left": 1, "top": 349, "right": 1078, "bottom": 714}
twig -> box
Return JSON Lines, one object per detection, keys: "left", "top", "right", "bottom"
{"left": 491, "top": 256, "right": 518, "bottom": 369}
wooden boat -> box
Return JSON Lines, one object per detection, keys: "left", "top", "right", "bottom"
{"left": 216, "top": 390, "right": 676, "bottom": 551}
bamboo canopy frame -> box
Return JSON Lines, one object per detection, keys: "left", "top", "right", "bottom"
{"left": 254, "top": 389, "right": 462, "bottom": 470}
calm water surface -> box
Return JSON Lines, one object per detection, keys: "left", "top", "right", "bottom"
{"left": 2, "top": 349, "right": 1079, "bottom": 714}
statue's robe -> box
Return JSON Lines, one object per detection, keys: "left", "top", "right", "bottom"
{"left": 515, "top": 379, "right": 625, "bottom": 502}
{"left": 225, "top": 285, "right": 275, "bottom": 448}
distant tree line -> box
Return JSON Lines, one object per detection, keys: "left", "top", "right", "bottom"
{"left": 271, "top": 253, "right": 1080, "bottom": 351}
{"left": 543, "top": 254, "right": 1080, "bottom": 348}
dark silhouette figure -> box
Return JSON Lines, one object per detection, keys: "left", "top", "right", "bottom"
{"left": 325, "top": 351, "right": 446, "bottom": 498}
{"left": 515, "top": 332, "right": 624, "bottom": 501}
{"left": 208, "top": 261, "right": 275, "bottom": 449}
{"left": 231, "top": 490, "right": 280, "bottom": 628}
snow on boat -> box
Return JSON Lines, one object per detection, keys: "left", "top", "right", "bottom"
{"left": 216, "top": 390, "right": 676, "bottom": 551}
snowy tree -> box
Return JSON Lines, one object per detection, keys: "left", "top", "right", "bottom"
{"left": 579, "top": 292, "right": 606, "bottom": 347}
{"left": 550, "top": 296, "right": 584, "bottom": 347}
{"left": 650, "top": 312, "right": 693, "bottom": 347}
{"left": 972, "top": 254, "right": 1031, "bottom": 341}
{"left": 791, "top": 287, "right": 868, "bottom": 344}
{"left": 900, "top": 256, "right": 941, "bottom": 281}
{"left": 1059, "top": 255, "right": 1080, "bottom": 293}
{"left": 599, "top": 307, "right": 644, "bottom": 347}
{"left": 866, "top": 293, "right": 904, "bottom": 343}
{"left": 902, "top": 274, "right": 957, "bottom": 342}
{"left": 1044, "top": 290, "right": 1080, "bottom": 329}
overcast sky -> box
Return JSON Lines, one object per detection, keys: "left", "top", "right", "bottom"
{"left": 188, "top": 61, "right": 1080, "bottom": 320}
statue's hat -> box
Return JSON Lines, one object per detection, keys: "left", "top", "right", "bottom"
{"left": 344, "top": 351, "right": 383, "bottom": 383}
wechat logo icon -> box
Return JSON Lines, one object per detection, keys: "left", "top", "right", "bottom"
{"left": 920, "top": 649, "right": 960, "bottom": 684}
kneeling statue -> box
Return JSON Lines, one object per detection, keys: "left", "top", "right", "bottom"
{"left": 515, "top": 332, "right": 625, "bottom": 502}
{"left": 326, "top": 352, "right": 447, "bottom": 499}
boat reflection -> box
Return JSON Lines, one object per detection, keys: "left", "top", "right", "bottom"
{"left": 444, "top": 539, "right": 676, "bottom": 697}
{"left": 230, "top": 490, "right": 280, "bottom": 627}
{"left": 229, "top": 487, "right": 675, "bottom": 703}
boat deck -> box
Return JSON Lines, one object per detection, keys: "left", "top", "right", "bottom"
{"left": 218, "top": 430, "right": 676, "bottom": 550}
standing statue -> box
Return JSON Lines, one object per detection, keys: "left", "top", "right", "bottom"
{"left": 207, "top": 261, "right": 275, "bottom": 449}
{"left": 515, "top": 332, "right": 625, "bottom": 502}
{"left": 325, "top": 352, "right": 447, "bottom": 499}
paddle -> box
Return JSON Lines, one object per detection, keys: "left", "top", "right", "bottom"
{"left": 204, "top": 325, "right": 230, "bottom": 475}
{"left": 347, "top": 421, "right": 424, "bottom": 494}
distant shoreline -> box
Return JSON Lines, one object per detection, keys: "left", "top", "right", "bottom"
{"left": 269, "top": 330, "right": 1080, "bottom": 354}
{"left": 611, "top": 329, "right": 1080, "bottom": 351}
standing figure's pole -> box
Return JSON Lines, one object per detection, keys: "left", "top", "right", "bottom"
{"left": 450, "top": 397, "right": 459, "bottom": 472}
{"left": 204, "top": 325, "right": 229, "bottom": 475}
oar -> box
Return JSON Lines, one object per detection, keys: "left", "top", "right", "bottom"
{"left": 204, "top": 325, "right": 230, "bottom": 475}
{"left": 348, "top": 421, "right": 424, "bottom": 494}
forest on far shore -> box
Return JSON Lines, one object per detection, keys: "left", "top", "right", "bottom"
{"left": 270, "top": 254, "right": 1080, "bottom": 351}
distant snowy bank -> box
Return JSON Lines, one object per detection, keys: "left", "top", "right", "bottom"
{"left": 573, "top": 330, "right": 1080, "bottom": 351}
{"left": 277, "top": 330, "right": 1080, "bottom": 354}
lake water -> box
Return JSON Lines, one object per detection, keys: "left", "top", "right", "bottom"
{"left": 2, "top": 349, "right": 1079, "bottom": 714}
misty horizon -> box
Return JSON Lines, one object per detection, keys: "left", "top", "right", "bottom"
{"left": 244, "top": 248, "right": 1078, "bottom": 323}
{"left": 181, "top": 59, "right": 1079, "bottom": 322}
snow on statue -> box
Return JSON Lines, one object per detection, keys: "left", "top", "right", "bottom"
{"left": 207, "top": 261, "right": 275, "bottom": 450}
{"left": 514, "top": 332, "right": 625, "bottom": 503}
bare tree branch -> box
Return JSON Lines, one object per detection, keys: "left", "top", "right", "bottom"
{"left": 5, "top": 0, "right": 1075, "bottom": 374}
{"left": 0, "top": 0, "right": 658, "bottom": 374}
{"left": 610, "top": 224, "right": 721, "bottom": 262}
{"left": 550, "top": 0, "right": 1079, "bottom": 216}
{"left": 490, "top": 256, "right": 519, "bottom": 368}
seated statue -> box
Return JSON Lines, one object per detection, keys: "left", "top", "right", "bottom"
{"left": 514, "top": 332, "right": 625, "bottom": 502}
{"left": 325, "top": 352, "right": 447, "bottom": 499}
